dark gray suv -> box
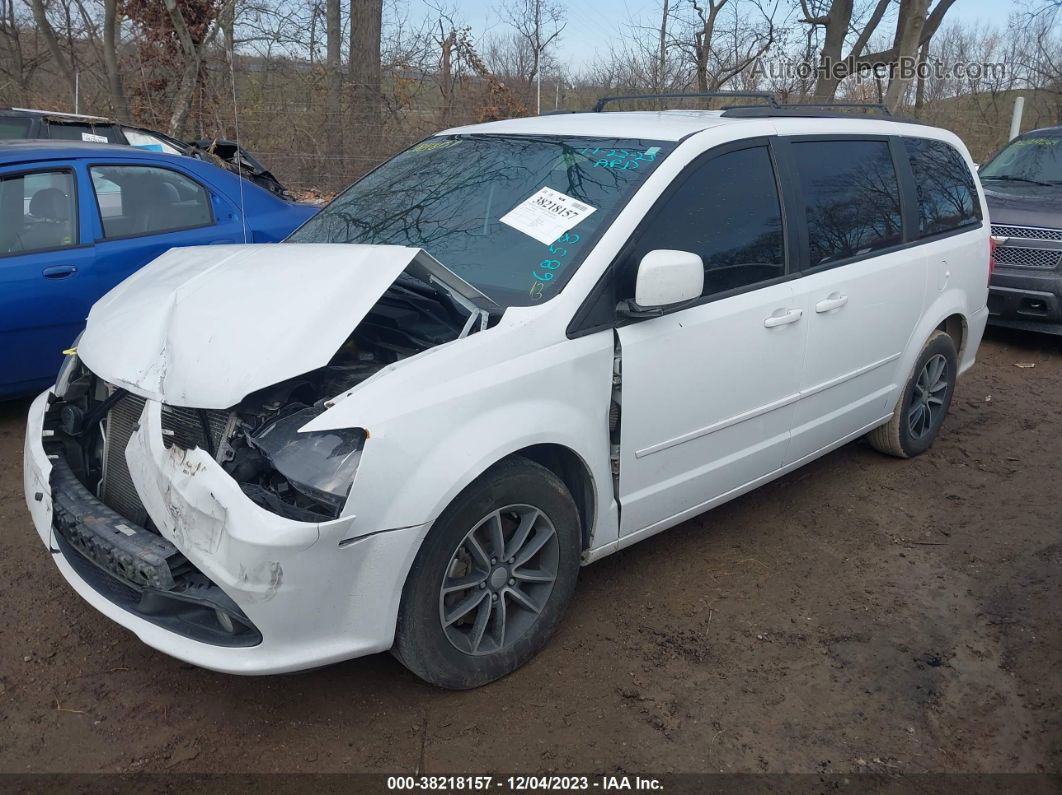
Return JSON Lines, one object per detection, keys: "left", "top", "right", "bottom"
{"left": 981, "top": 126, "right": 1062, "bottom": 333}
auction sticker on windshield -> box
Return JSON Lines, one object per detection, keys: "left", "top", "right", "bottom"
{"left": 500, "top": 187, "right": 597, "bottom": 245}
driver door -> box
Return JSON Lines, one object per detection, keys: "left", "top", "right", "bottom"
{"left": 615, "top": 140, "right": 806, "bottom": 535}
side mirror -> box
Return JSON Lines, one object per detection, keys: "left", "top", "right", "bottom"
{"left": 632, "top": 249, "right": 704, "bottom": 311}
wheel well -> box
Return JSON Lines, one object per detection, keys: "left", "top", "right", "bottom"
{"left": 509, "top": 444, "right": 596, "bottom": 552}
{"left": 938, "top": 314, "right": 967, "bottom": 359}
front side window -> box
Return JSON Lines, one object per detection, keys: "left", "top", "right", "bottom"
{"left": 288, "top": 135, "right": 671, "bottom": 307}
{"left": 905, "top": 137, "right": 981, "bottom": 236}
{"left": 89, "top": 165, "right": 213, "bottom": 239}
{"left": 624, "top": 145, "right": 785, "bottom": 299}
{"left": 792, "top": 140, "right": 903, "bottom": 267}
{"left": 980, "top": 134, "right": 1062, "bottom": 185}
{"left": 0, "top": 170, "right": 77, "bottom": 255}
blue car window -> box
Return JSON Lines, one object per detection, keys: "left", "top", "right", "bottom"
{"left": 0, "top": 170, "right": 77, "bottom": 255}
{"left": 90, "top": 165, "right": 214, "bottom": 239}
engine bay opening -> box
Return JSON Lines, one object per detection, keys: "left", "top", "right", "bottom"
{"left": 48, "top": 266, "right": 494, "bottom": 525}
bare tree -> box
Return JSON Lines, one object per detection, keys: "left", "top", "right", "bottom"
{"left": 501, "top": 0, "right": 566, "bottom": 112}
{"left": 326, "top": 0, "right": 342, "bottom": 153}
{"left": 160, "top": 0, "right": 236, "bottom": 136}
{"left": 31, "top": 0, "right": 76, "bottom": 106}
{"left": 103, "top": 0, "right": 131, "bottom": 119}
{"left": 350, "top": 0, "right": 383, "bottom": 151}
{"left": 800, "top": 0, "right": 958, "bottom": 106}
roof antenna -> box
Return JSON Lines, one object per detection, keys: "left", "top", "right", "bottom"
{"left": 228, "top": 34, "right": 248, "bottom": 244}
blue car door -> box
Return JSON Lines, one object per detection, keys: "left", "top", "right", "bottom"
{"left": 84, "top": 160, "right": 245, "bottom": 292}
{"left": 0, "top": 163, "right": 97, "bottom": 397}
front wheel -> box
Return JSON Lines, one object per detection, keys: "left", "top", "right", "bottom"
{"left": 868, "top": 329, "right": 958, "bottom": 458}
{"left": 393, "top": 458, "right": 581, "bottom": 689}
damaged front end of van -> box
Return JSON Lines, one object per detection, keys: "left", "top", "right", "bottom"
{"left": 23, "top": 243, "right": 495, "bottom": 673}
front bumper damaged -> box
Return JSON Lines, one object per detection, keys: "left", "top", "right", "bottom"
{"left": 24, "top": 390, "right": 429, "bottom": 675}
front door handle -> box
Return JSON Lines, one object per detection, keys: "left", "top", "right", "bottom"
{"left": 815, "top": 293, "right": 849, "bottom": 313}
{"left": 764, "top": 308, "right": 803, "bottom": 328}
{"left": 42, "top": 265, "right": 77, "bottom": 279}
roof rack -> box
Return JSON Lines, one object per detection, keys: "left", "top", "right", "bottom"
{"left": 721, "top": 102, "right": 929, "bottom": 125}
{"left": 592, "top": 91, "right": 780, "bottom": 113}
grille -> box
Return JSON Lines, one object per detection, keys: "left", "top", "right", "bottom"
{"left": 99, "top": 390, "right": 233, "bottom": 525}
{"left": 994, "top": 245, "right": 1062, "bottom": 270}
{"left": 991, "top": 224, "right": 1062, "bottom": 241}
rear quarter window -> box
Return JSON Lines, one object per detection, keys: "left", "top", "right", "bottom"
{"left": 904, "top": 137, "right": 981, "bottom": 237}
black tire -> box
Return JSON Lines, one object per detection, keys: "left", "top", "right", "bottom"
{"left": 868, "top": 330, "right": 958, "bottom": 458}
{"left": 392, "top": 457, "right": 581, "bottom": 689}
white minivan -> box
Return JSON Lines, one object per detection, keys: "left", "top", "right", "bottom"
{"left": 24, "top": 102, "right": 990, "bottom": 688}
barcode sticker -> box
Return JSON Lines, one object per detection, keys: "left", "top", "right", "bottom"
{"left": 500, "top": 187, "right": 597, "bottom": 245}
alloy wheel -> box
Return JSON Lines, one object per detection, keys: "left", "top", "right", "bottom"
{"left": 438, "top": 505, "right": 559, "bottom": 656}
{"left": 908, "top": 353, "right": 949, "bottom": 439}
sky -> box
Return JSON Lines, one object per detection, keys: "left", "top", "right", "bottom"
{"left": 415, "top": 0, "right": 1026, "bottom": 72}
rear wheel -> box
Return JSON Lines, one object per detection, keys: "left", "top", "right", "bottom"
{"left": 868, "top": 330, "right": 958, "bottom": 458}
{"left": 393, "top": 458, "right": 581, "bottom": 689}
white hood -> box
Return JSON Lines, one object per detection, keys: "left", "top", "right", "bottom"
{"left": 78, "top": 243, "right": 476, "bottom": 409}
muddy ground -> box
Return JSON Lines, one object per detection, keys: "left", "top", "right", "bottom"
{"left": 0, "top": 328, "right": 1058, "bottom": 775}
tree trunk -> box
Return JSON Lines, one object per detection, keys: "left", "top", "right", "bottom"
{"left": 103, "top": 0, "right": 132, "bottom": 121}
{"left": 438, "top": 27, "right": 456, "bottom": 127}
{"left": 350, "top": 0, "right": 383, "bottom": 156}
{"left": 694, "top": 1, "right": 723, "bottom": 94}
{"left": 162, "top": 0, "right": 231, "bottom": 137}
{"left": 326, "top": 0, "right": 342, "bottom": 155}
{"left": 811, "top": 0, "right": 854, "bottom": 102}
{"left": 657, "top": 0, "right": 668, "bottom": 91}
{"left": 168, "top": 59, "right": 200, "bottom": 137}
{"left": 885, "top": 0, "right": 930, "bottom": 112}
{"left": 914, "top": 40, "right": 929, "bottom": 112}
{"left": 30, "top": 0, "right": 76, "bottom": 108}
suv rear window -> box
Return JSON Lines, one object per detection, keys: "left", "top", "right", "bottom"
{"left": 791, "top": 140, "right": 903, "bottom": 267}
{"left": 905, "top": 137, "right": 981, "bottom": 236}
{"left": 0, "top": 116, "right": 32, "bottom": 139}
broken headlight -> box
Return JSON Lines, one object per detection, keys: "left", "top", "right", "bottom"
{"left": 54, "top": 332, "right": 84, "bottom": 398}
{"left": 249, "top": 407, "right": 365, "bottom": 517}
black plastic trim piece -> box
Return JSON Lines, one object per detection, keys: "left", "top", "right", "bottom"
{"left": 49, "top": 457, "right": 261, "bottom": 648}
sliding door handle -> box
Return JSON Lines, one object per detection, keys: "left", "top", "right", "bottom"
{"left": 764, "top": 308, "right": 803, "bottom": 328}
{"left": 815, "top": 293, "right": 849, "bottom": 313}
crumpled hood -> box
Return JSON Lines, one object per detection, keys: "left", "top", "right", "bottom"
{"left": 78, "top": 243, "right": 430, "bottom": 409}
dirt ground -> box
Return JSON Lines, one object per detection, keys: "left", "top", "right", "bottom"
{"left": 0, "top": 328, "right": 1058, "bottom": 776}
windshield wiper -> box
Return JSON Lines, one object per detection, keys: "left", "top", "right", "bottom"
{"left": 982, "top": 174, "right": 1052, "bottom": 186}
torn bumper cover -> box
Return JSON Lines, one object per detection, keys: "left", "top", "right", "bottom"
{"left": 24, "top": 390, "right": 429, "bottom": 675}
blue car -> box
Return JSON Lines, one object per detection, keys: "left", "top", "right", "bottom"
{"left": 0, "top": 141, "right": 317, "bottom": 398}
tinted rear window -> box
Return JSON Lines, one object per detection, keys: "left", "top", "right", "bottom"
{"left": 0, "top": 116, "right": 32, "bottom": 139}
{"left": 905, "top": 137, "right": 981, "bottom": 236}
{"left": 46, "top": 121, "right": 123, "bottom": 144}
{"left": 792, "top": 140, "right": 903, "bottom": 267}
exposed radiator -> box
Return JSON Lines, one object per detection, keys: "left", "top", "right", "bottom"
{"left": 99, "top": 390, "right": 233, "bottom": 526}
{"left": 100, "top": 392, "right": 149, "bottom": 525}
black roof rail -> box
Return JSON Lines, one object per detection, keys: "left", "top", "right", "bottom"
{"left": 720, "top": 103, "right": 929, "bottom": 125}
{"left": 592, "top": 91, "right": 780, "bottom": 113}
{"left": 779, "top": 101, "right": 893, "bottom": 115}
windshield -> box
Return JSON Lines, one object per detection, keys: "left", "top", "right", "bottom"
{"left": 288, "top": 135, "right": 671, "bottom": 306}
{"left": 980, "top": 136, "right": 1062, "bottom": 184}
